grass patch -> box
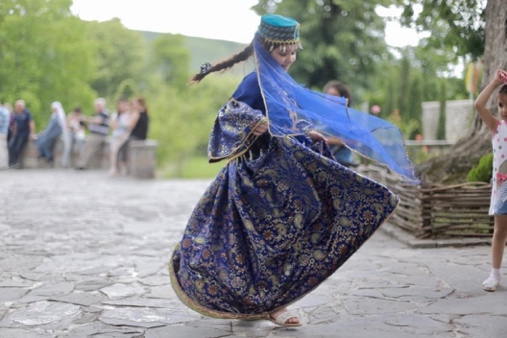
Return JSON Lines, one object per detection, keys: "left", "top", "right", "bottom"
{"left": 157, "top": 156, "right": 225, "bottom": 179}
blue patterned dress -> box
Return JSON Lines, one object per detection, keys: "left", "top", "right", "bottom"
{"left": 169, "top": 72, "right": 399, "bottom": 319}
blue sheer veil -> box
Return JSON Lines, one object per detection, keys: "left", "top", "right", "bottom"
{"left": 252, "top": 34, "right": 418, "bottom": 183}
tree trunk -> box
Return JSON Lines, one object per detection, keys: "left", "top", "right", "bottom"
{"left": 416, "top": 0, "right": 507, "bottom": 184}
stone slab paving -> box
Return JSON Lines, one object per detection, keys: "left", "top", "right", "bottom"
{"left": 0, "top": 169, "right": 505, "bottom": 338}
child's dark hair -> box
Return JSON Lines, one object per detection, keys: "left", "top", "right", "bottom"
{"left": 500, "top": 84, "right": 507, "bottom": 95}
{"left": 323, "top": 80, "right": 352, "bottom": 107}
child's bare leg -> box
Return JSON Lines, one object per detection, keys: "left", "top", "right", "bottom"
{"left": 483, "top": 215, "right": 507, "bottom": 291}
{"left": 492, "top": 215, "right": 507, "bottom": 268}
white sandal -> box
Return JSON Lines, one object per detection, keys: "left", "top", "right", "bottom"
{"left": 482, "top": 275, "right": 499, "bottom": 291}
{"left": 267, "top": 309, "right": 302, "bottom": 327}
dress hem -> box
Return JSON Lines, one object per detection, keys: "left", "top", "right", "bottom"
{"left": 167, "top": 197, "right": 399, "bottom": 319}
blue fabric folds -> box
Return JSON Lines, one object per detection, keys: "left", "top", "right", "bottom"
{"left": 252, "top": 34, "right": 417, "bottom": 183}
{"left": 169, "top": 32, "right": 414, "bottom": 319}
{"left": 170, "top": 102, "right": 399, "bottom": 318}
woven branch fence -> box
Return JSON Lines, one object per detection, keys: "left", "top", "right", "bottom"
{"left": 358, "top": 165, "right": 494, "bottom": 239}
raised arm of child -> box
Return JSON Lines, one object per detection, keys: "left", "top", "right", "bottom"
{"left": 475, "top": 69, "right": 507, "bottom": 132}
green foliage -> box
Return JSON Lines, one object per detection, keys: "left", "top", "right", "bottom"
{"left": 397, "top": 54, "right": 411, "bottom": 118}
{"left": 364, "top": 41, "right": 470, "bottom": 140}
{"left": 467, "top": 152, "right": 493, "bottom": 183}
{"left": 0, "top": 0, "right": 95, "bottom": 130}
{"left": 400, "top": 0, "right": 486, "bottom": 60}
{"left": 145, "top": 73, "right": 242, "bottom": 174}
{"left": 149, "top": 34, "right": 190, "bottom": 90}
{"left": 406, "top": 74, "right": 423, "bottom": 138}
{"left": 86, "top": 19, "right": 145, "bottom": 100}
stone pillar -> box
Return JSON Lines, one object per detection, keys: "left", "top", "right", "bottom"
{"left": 445, "top": 99, "right": 474, "bottom": 142}
{"left": 128, "top": 140, "right": 158, "bottom": 179}
{"left": 421, "top": 101, "right": 440, "bottom": 140}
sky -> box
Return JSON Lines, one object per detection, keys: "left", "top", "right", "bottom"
{"left": 70, "top": 0, "right": 422, "bottom": 47}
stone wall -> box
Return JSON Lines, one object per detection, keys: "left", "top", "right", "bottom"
{"left": 421, "top": 99, "right": 474, "bottom": 142}
{"left": 421, "top": 101, "right": 440, "bottom": 140}
{"left": 444, "top": 99, "right": 474, "bottom": 142}
{"left": 127, "top": 140, "right": 158, "bottom": 179}
{"left": 19, "top": 138, "right": 158, "bottom": 179}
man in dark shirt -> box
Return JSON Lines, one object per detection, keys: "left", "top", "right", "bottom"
{"left": 8, "top": 100, "right": 35, "bottom": 168}
{"left": 76, "top": 98, "right": 110, "bottom": 170}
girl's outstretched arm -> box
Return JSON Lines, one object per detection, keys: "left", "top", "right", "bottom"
{"left": 475, "top": 69, "right": 507, "bottom": 132}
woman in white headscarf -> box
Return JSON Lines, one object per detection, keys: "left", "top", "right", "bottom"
{"left": 36, "top": 101, "right": 66, "bottom": 165}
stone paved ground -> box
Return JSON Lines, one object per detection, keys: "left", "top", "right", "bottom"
{"left": 0, "top": 169, "right": 506, "bottom": 338}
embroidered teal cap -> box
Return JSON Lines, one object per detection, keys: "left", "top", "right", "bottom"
{"left": 257, "top": 14, "right": 300, "bottom": 45}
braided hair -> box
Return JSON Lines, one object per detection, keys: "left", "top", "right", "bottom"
{"left": 189, "top": 37, "right": 297, "bottom": 84}
{"left": 190, "top": 42, "right": 254, "bottom": 84}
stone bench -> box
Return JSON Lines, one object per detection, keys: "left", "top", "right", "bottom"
{"left": 20, "top": 137, "right": 158, "bottom": 179}
{"left": 126, "top": 139, "right": 159, "bottom": 179}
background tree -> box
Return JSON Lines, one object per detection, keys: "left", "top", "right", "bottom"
{"left": 436, "top": 80, "right": 447, "bottom": 140}
{"left": 0, "top": 0, "right": 95, "bottom": 128}
{"left": 406, "top": 0, "right": 504, "bottom": 183}
{"left": 397, "top": 53, "right": 411, "bottom": 119}
{"left": 400, "top": 0, "right": 485, "bottom": 62}
{"left": 407, "top": 73, "right": 423, "bottom": 138}
{"left": 148, "top": 34, "right": 191, "bottom": 91}
{"left": 86, "top": 19, "right": 145, "bottom": 100}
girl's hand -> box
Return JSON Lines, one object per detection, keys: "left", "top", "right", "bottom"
{"left": 307, "top": 130, "right": 328, "bottom": 143}
{"left": 495, "top": 69, "right": 507, "bottom": 84}
{"left": 252, "top": 120, "right": 269, "bottom": 136}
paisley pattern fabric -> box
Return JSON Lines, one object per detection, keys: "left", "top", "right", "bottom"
{"left": 208, "top": 100, "right": 267, "bottom": 163}
{"left": 169, "top": 102, "right": 399, "bottom": 319}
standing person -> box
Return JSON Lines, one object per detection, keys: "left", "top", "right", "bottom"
{"left": 169, "top": 14, "right": 416, "bottom": 327}
{"left": 4, "top": 103, "right": 14, "bottom": 144}
{"left": 0, "top": 103, "right": 10, "bottom": 169}
{"left": 35, "top": 101, "right": 66, "bottom": 165}
{"left": 8, "top": 100, "right": 35, "bottom": 169}
{"left": 76, "top": 98, "right": 110, "bottom": 170}
{"left": 61, "top": 107, "right": 86, "bottom": 168}
{"left": 109, "top": 97, "right": 132, "bottom": 176}
{"left": 474, "top": 68, "right": 507, "bottom": 292}
{"left": 128, "top": 97, "right": 149, "bottom": 141}
{"left": 114, "top": 96, "right": 150, "bottom": 175}
{"left": 323, "top": 80, "right": 358, "bottom": 168}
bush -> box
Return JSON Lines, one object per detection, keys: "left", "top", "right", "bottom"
{"left": 467, "top": 152, "right": 493, "bottom": 183}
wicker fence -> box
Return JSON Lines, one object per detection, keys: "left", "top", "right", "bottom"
{"left": 358, "top": 165, "right": 494, "bottom": 239}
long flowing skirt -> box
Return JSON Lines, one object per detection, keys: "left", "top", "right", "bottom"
{"left": 169, "top": 135, "right": 398, "bottom": 319}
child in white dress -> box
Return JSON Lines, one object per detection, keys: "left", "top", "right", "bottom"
{"left": 474, "top": 69, "right": 507, "bottom": 291}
